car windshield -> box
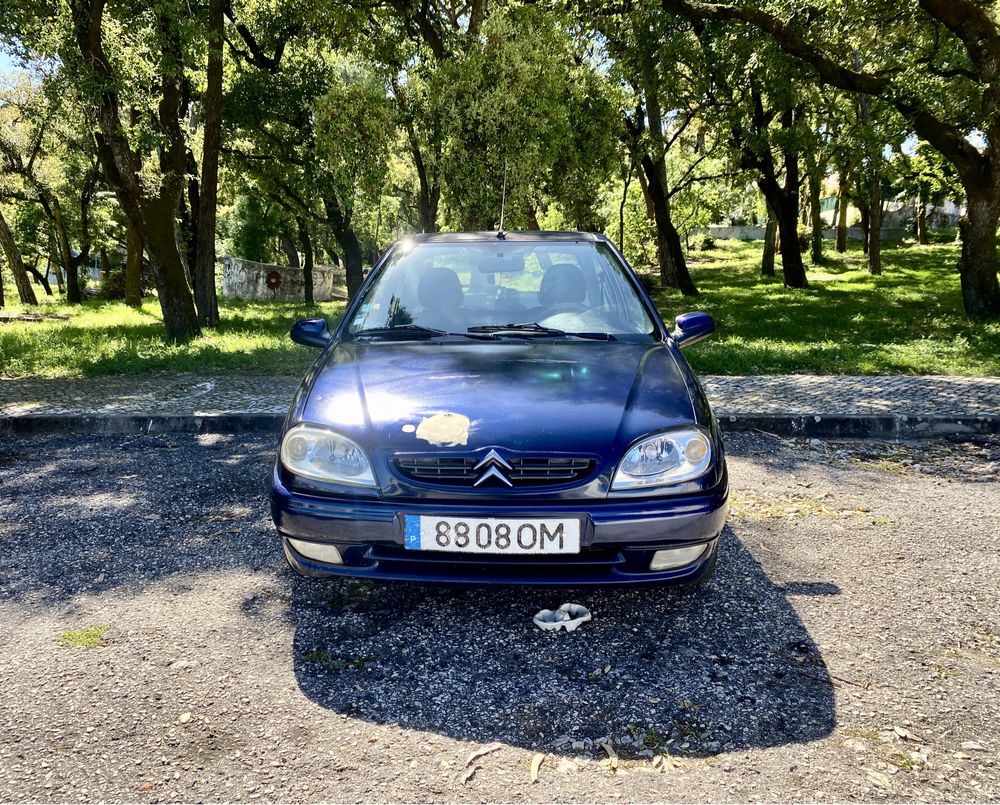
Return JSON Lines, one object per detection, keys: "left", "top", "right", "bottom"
{"left": 346, "top": 239, "right": 657, "bottom": 339}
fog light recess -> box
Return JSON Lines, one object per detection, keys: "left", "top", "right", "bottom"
{"left": 288, "top": 538, "right": 343, "bottom": 564}
{"left": 649, "top": 544, "right": 707, "bottom": 571}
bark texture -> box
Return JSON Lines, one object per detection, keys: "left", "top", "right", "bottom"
{"left": 762, "top": 203, "right": 777, "bottom": 277}
{"left": 835, "top": 170, "right": 850, "bottom": 252}
{"left": 70, "top": 0, "right": 201, "bottom": 341}
{"left": 193, "top": 0, "right": 223, "bottom": 327}
{"left": 125, "top": 219, "right": 143, "bottom": 308}
{"left": 0, "top": 208, "right": 38, "bottom": 305}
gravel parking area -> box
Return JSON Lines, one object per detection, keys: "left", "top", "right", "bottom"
{"left": 0, "top": 432, "right": 997, "bottom": 802}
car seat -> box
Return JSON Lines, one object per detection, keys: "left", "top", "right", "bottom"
{"left": 417, "top": 267, "right": 465, "bottom": 331}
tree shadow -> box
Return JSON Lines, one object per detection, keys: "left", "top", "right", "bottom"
{"left": 286, "top": 526, "right": 838, "bottom": 757}
{"left": 0, "top": 433, "right": 837, "bottom": 759}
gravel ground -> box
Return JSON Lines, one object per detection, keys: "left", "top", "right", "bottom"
{"left": 0, "top": 432, "right": 997, "bottom": 803}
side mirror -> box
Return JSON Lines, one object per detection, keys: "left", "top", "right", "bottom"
{"left": 291, "top": 318, "right": 333, "bottom": 349}
{"left": 671, "top": 311, "right": 715, "bottom": 348}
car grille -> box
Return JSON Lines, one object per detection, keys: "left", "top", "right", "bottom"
{"left": 393, "top": 455, "right": 596, "bottom": 487}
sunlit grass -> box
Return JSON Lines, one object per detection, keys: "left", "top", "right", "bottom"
{"left": 2, "top": 238, "right": 999, "bottom": 377}
{"left": 647, "top": 239, "right": 1000, "bottom": 376}
{"left": 0, "top": 295, "right": 344, "bottom": 378}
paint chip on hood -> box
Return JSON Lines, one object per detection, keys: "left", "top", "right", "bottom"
{"left": 414, "top": 412, "right": 471, "bottom": 446}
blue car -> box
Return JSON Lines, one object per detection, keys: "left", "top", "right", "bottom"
{"left": 271, "top": 231, "right": 727, "bottom": 586}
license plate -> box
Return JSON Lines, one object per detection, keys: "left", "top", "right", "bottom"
{"left": 404, "top": 515, "right": 580, "bottom": 554}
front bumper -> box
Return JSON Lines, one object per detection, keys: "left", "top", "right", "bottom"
{"left": 271, "top": 476, "right": 727, "bottom": 586}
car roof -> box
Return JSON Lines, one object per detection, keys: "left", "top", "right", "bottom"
{"left": 408, "top": 231, "right": 607, "bottom": 244}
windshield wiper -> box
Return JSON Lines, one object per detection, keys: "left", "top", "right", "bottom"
{"left": 353, "top": 324, "right": 449, "bottom": 339}
{"left": 353, "top": 324, "right": 499, "bottom": 341}
{"left": 467, "top": 322, "right": 567, "bottom": 336}
{"left": 467, "top": 323, "right": 616, "bottom": 340}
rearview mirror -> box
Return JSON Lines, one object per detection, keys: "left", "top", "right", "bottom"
{"left": 291, "top": 318, "right": 333, "bottom": 349}
{"left": 671, "top": 311, "right": 715, "bottom": 348}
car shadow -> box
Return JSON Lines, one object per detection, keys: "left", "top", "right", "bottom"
{"left": 287, "top": 525, "right": 838, "bottom": 757}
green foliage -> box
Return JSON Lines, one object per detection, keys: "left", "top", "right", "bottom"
{"left": 436, "top": 6, "right": 619, "bottom": 230}
{"left": 313, "top": 57, "right": 394, "bottom": 208}
{"left": 227, "top": 195, "right": 280, "bottom": 263}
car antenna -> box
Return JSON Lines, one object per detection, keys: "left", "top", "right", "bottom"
{"left": 497, "top": 158, "right": 507, "bottom": 240}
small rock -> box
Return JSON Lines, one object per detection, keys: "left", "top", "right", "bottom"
{"left": 178, "top": 712, "right": 192, "bottom": 724}
{"left": 960, "top": 740, "right": 985, "bottom": 751}
{"left": 169, "top": 659, "right": 199, "bottom": 671}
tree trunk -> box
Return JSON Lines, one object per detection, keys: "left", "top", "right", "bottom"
{"left": 808, "top": 167, "right": 823, "bottom": 264}
{"left": 280, "top": 231, "right": 300, "bottom": 267}
{"left": 757, "top": 173, "right": 808, "bottom": 288}
{"left": 836, "top": 170, "right": 850, "bottom": 252}
{"left": 48, "top": 234, "right": 63, "bottom": 295}
{"left": 125, "top": 219, "right": 143, "bottom": 308}
{"left": 323, "top": 195, "right": 365, "bottom": 299}
{"left": 51, "top": 199, "right": 80, "bottom": 303}
{"left": 0, "top": 208, "right": 39, "bottom": 305}
{"left": 99, "top": 248, "right": 112, "bottom": 281}
{"left": 762, "top": 202, "right": 777, "bottom": 277}
{"left": 638, "top": 155, "right": 698, "bottom": 295}
{"left": 859, "top": 204, "right": 870, "bottom": 255}
{"left": 25, "top": 262, "right": 53, "bottom": 296}
{"left": 142, "top": 202, "right": 202, "bottom": 341}
{"left": 957, "top": 192, "right": 1000, "bottom": 320}
{"left": 774, "top": 194, "right": 808, "bottom": 287}
{"left": 296, "top": 216, "right": 314, "bottom": 306}
{"left": 916, "top": 195, "right": 929, "bottom": 244}
{"left": 193, "top": 0, "right": 223, "bottom": 327}
{"left": 868, "top": 180, "right": 883, "bottom": 275}
{"left": 619, "top": 162, "right": 632, "bottom": 253}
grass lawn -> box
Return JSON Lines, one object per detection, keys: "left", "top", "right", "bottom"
{"left": 648, "top": 238, "right": 1000, "bottom": 376}
{"left": 0, "top": 297, "right": 345, "bottom": 378}
{"left": 1, "top": 238, "right": 998, "bottom": 378}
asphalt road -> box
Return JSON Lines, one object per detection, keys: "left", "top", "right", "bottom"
{"left": 0, "top": 432, "right": 997, "bottom": 802}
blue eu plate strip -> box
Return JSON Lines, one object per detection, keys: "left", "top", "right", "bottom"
{"left": 404, "top": 516, "right": 421, "bottom": 550}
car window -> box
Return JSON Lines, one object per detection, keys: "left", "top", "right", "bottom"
{"left": 347, "top": 240, "right": 657, "bottom": 338}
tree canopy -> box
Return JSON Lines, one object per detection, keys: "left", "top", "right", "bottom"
{"left": 1, "top": 0, "right": 998, "bottom": 334}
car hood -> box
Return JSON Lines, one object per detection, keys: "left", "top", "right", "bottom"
{"left": 300, "top": 340, "right": 697, "bottom": 455}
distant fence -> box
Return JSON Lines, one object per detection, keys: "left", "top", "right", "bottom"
{"left": 222, "top": 256, "right": 347, "bottom": 302}
{"left": 691, "top": 225, "right": 908, "bottom": 242}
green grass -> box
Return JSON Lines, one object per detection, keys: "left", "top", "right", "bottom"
{"left": 0, "top": 296, "right": 344, "bottom": 378}
{"left": 2, "top": 238, "right": 998, "bottom": 377}
{"left": 60, "top": 625, "right": 109, "bottom": 648}
{"left": 649, "top": 239, "right": 1000, "bottom": 376}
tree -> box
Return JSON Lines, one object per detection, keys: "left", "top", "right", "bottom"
{"left": 0, "top": 205, "right": 37, "bottom": 304}
{"left": 691, "top": 23, "right": 810, "bottom": 287}
{"left": 660, "top": 0, "right": 1000, "bottom": 319}
{"left": 0, "top": 75, "right": 103, "bottom": 302}
{"left": 889, "top": 140, "right": 963, "bottom": 245}
{"left": 433, "top": 7, "right": 618, "bottom": 232}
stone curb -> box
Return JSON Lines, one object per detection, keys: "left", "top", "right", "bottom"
{"left": 2, "top": 413, "right": 998, "bottom": 439}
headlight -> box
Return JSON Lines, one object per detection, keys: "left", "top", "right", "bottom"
{"left": 611, "top": 427, "right": 713, "bottom": 490}
{"left": 280, "top": 424, "right": 376, "bottom": 487}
